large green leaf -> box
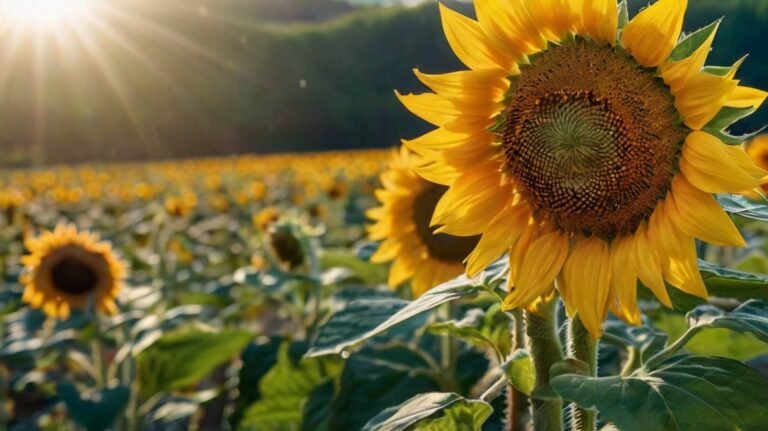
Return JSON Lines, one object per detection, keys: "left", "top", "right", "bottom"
{"left": 362, "top": 392, "right": 491, "bottom": 431}
{"left": 550, "top": 355, "right": 768, "bottom": 431}
{"left": 329, "top": 345, "right": 441, "bottom": 430}
{"left": 717, "top": 194, "right": 768, "bottom": 221}
{"left": 307, "top": 277, "right": 480, "bottom": 357}
{"left": 240, "top": 343, "right": 326, "bottom": 431}
{"left": 58, "top": 384, "right": 130, "bottom": 431}
{"left": 687, "top": 301, "right": 768, "bottom": 343}
{"left": 699, "top": 260, "right": 768, "bottom": 301}
{"left": 426, "top": 307, "right": 510, "bottom": 359}
{"left": 136, "top": 328, "right": 252, "bottom": 397}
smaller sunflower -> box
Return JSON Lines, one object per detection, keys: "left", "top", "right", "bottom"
{"left": 367, "top": 148, "right": 479, "bottom": 297}
{"left": 747, "top": 135, "right": 768, "bottom": 194}
{"left": 21, "top": 225, "right": 127, "bottom": 319}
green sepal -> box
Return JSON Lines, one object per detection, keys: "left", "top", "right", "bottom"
{"left": 668, "top": 19, "right": 721, "bottom": 62}
{"left": 617, "top": 1, "right": 629, "bottom": 31}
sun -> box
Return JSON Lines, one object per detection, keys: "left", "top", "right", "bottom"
{"left": 0, "top": 0, "right": 91, "bottom": 26}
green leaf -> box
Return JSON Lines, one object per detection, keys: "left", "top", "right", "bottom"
{"left": 320, "top": 250, "right": 388, "bottom": 286}
{"left": 136, "top": 328, "right": 252, "bottom": 397}
{"left": 550, "top": 355, "right": 768, "bottom": 431}
{"left": 717, "top": 194, "right": 768, "bottom": 221}
{"left": 307, "top": 277, "right": 480, "bottom": 357}
{"left": 669, "top": 20, "right": 721, "bottom": 62}
{"left": 502, "top": 349, "right": 535, "bottom": 396}
{"left": 699, "top": 260, "right": 768, "bottom": 301}
{"left": 302, "top": 380, "right": 335, "bottom": 431}
{"left": 329, "top": 345, "right": 441, "bottom": 430}
{"left": 687, "top": 300, "right": 768, "bottom": 343}
{"left": 603, "top": 318, "right": 668, "bottom": 362}
{"left": 58, "top": 384, "right": 130, "bottom": 431}
{"left": 362, "top": 392, "right": 491, "bottom": 431}
{"left": 240, "top": 343, "right": 326, "bottom": 431}
{"left": 426, "top": 308, "right": 508, "bottom": 358}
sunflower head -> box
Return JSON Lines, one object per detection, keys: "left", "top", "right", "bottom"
{"left": 367, "top": 148, "right": 479, "bottom": 297}
{"left": 21, "top": 225, "right": 127, "bottom": 319}
{"left": 398, "top": 0, "right": 768, "bottom": 336}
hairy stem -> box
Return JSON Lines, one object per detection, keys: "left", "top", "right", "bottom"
{"left": 507, "top": 309, "right": 526, "bottom": 431}
{"left": 525, "top": 301, "right": 563, "bottom": 431}
{"left": 568, "top": 316, "right": 597, "bottom": 431}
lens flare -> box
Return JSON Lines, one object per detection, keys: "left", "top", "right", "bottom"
{"left": 0, "top": 0, "right": 91, "bottom": 25}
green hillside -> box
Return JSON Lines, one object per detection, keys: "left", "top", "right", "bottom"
{"left": 0, "top": 0, "right": 765, "bottom": 166}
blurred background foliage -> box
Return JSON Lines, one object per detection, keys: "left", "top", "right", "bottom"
{"left": 1, "top": 0, "right": 767, "bottom": 167}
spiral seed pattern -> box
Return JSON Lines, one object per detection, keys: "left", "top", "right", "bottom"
{"left": 503, "top": 40, "right": 686, "bottom": 238}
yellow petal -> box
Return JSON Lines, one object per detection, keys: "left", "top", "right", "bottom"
{"left": 610, "top": 235, "right": 642, "bottom": 325}
{"left": 681, "top": 131, "right": 762, "bottom": 193}
{"left": 633, "top": 222, "right": 672, "bottom": 308}
{"left": 581, "top": 0, "right": 618, "bottom": 45}
{"left": 505, "top": 229, "right": 570, "bottom": 309}
{"left": 388, "top": 252, "right": 417, "bottom": 288}
{"left": 395, "top": 92, "right": 462, "bottom": 127}
{"left": 648, "top": 204, "right": 707, "bottom": 299}
{"left": 562, "top": 236, "right": 611, "bottom": 338}
{"left": 414, "top": 69, "right": 509, "bottom": 108}
{"left": 726, "top": 86, "right": 768, "bottom": 109}
{"left": 474, "top": 0, "right": 545, "bottom": 58}
{"left": 439, "top": 3, "right": 513, "bottom": 71}
{"left": 465, "top": 203, "right": 530, "bottom": 277}
{"left": 666, "top": 175, "right": 746, "bottom": 247}
{"left": 527, "top": 0, "right": 580, "bottom": 42}
{"left": 722, "top": 144, "right": 768, "bottom": 180}
{"left": 621, "top": 0, "right": 687, "bottom": 67}
{"left": 662, "top": 22, "right": 718, "bottom": 94}
{"left": 675, "top": 66, "right": 741, "bottom": 131}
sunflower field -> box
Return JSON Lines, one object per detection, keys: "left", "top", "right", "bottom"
{"left": 4, "top": 0, "right": 768, "bottom": 431}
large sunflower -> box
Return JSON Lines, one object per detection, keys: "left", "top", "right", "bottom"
{"left": 367, "top": 148, "right": 479, "bottom": 297}
{"left": 398, "top": 0, "right": 768, "bottom": 336}
{"left": 21, "top": 225, "right": 127, "bottom": 319}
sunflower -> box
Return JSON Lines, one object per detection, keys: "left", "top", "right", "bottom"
{"left": 747, "top": 135, "right": 768, "bottom": 194}
{"left": 21, "top": 225, "right": 127, "bottom": 319}
{"left": 397, "top": 0, "right": 768, "bottom": 336}
{"left": 367, "top": 148, "right": 480, "bottom": 297}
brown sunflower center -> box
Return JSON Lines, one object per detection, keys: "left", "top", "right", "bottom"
{"left": 51, "top": 257, "right": 99, "bottom": 295}
{"left": 502, "top": 39, "right": 686, "bottom": 239}
{"left": 412, "top": 182, "right": 480, "bottom": 263}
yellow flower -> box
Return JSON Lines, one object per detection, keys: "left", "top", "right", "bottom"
{"left": 253, "top": 206, "right": 280, "bottom": 231}
{"left": 747, "top": 135, "right": 768, "bottom": 194}
{"left": 164, "top": 191, "right": 198, "bottom": 217}
{"left": 367, "top": 148, "right": 479, "bottom": 297}
{"left": 21, "top": 225, "right": 127, "bottom": 319}
{"left": 398, "top": 0, "right": 768, "bottom": 336}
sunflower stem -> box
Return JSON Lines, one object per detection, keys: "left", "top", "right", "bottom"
{"left": 567, "top": 316, "right": 597, "bottom": 431}
{"left": 525, "top": 300, "right": 563, "bottom": 431}
{"left": 507, "top": 309, "right": 526, "bottom": 431}
{"left": 439, "top": 302, "right": 459, "bottom": 393}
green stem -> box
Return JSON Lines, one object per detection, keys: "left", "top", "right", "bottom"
{"left": 620, "top": 347, "right": 640, "bottom": 377}
{"left": 440, "top": 302, "right": 459, "bottom": 393}
{"left": 568, "top": 316, "right": 597, "bottom": 431}
{"left": 90, "top": 300, "right": 108, "bottom": 388}
{"left": 507, "top": 309, "right": 526, "bottom": 431}
{"left": 525, "top": 301, "right": 563, "bottom": 431}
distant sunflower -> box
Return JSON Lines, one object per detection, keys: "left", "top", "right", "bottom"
{"left": 21, "top": 225, "right": 126, "bottom": 319}
{"left": 398, "top": 0, "right": 768, "bottom": 336}
{"left": 747, "top": 135, "right": 768, "bottom": 194}
{"left": 367, "top": 148, "right": 479, "bottom": 297}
